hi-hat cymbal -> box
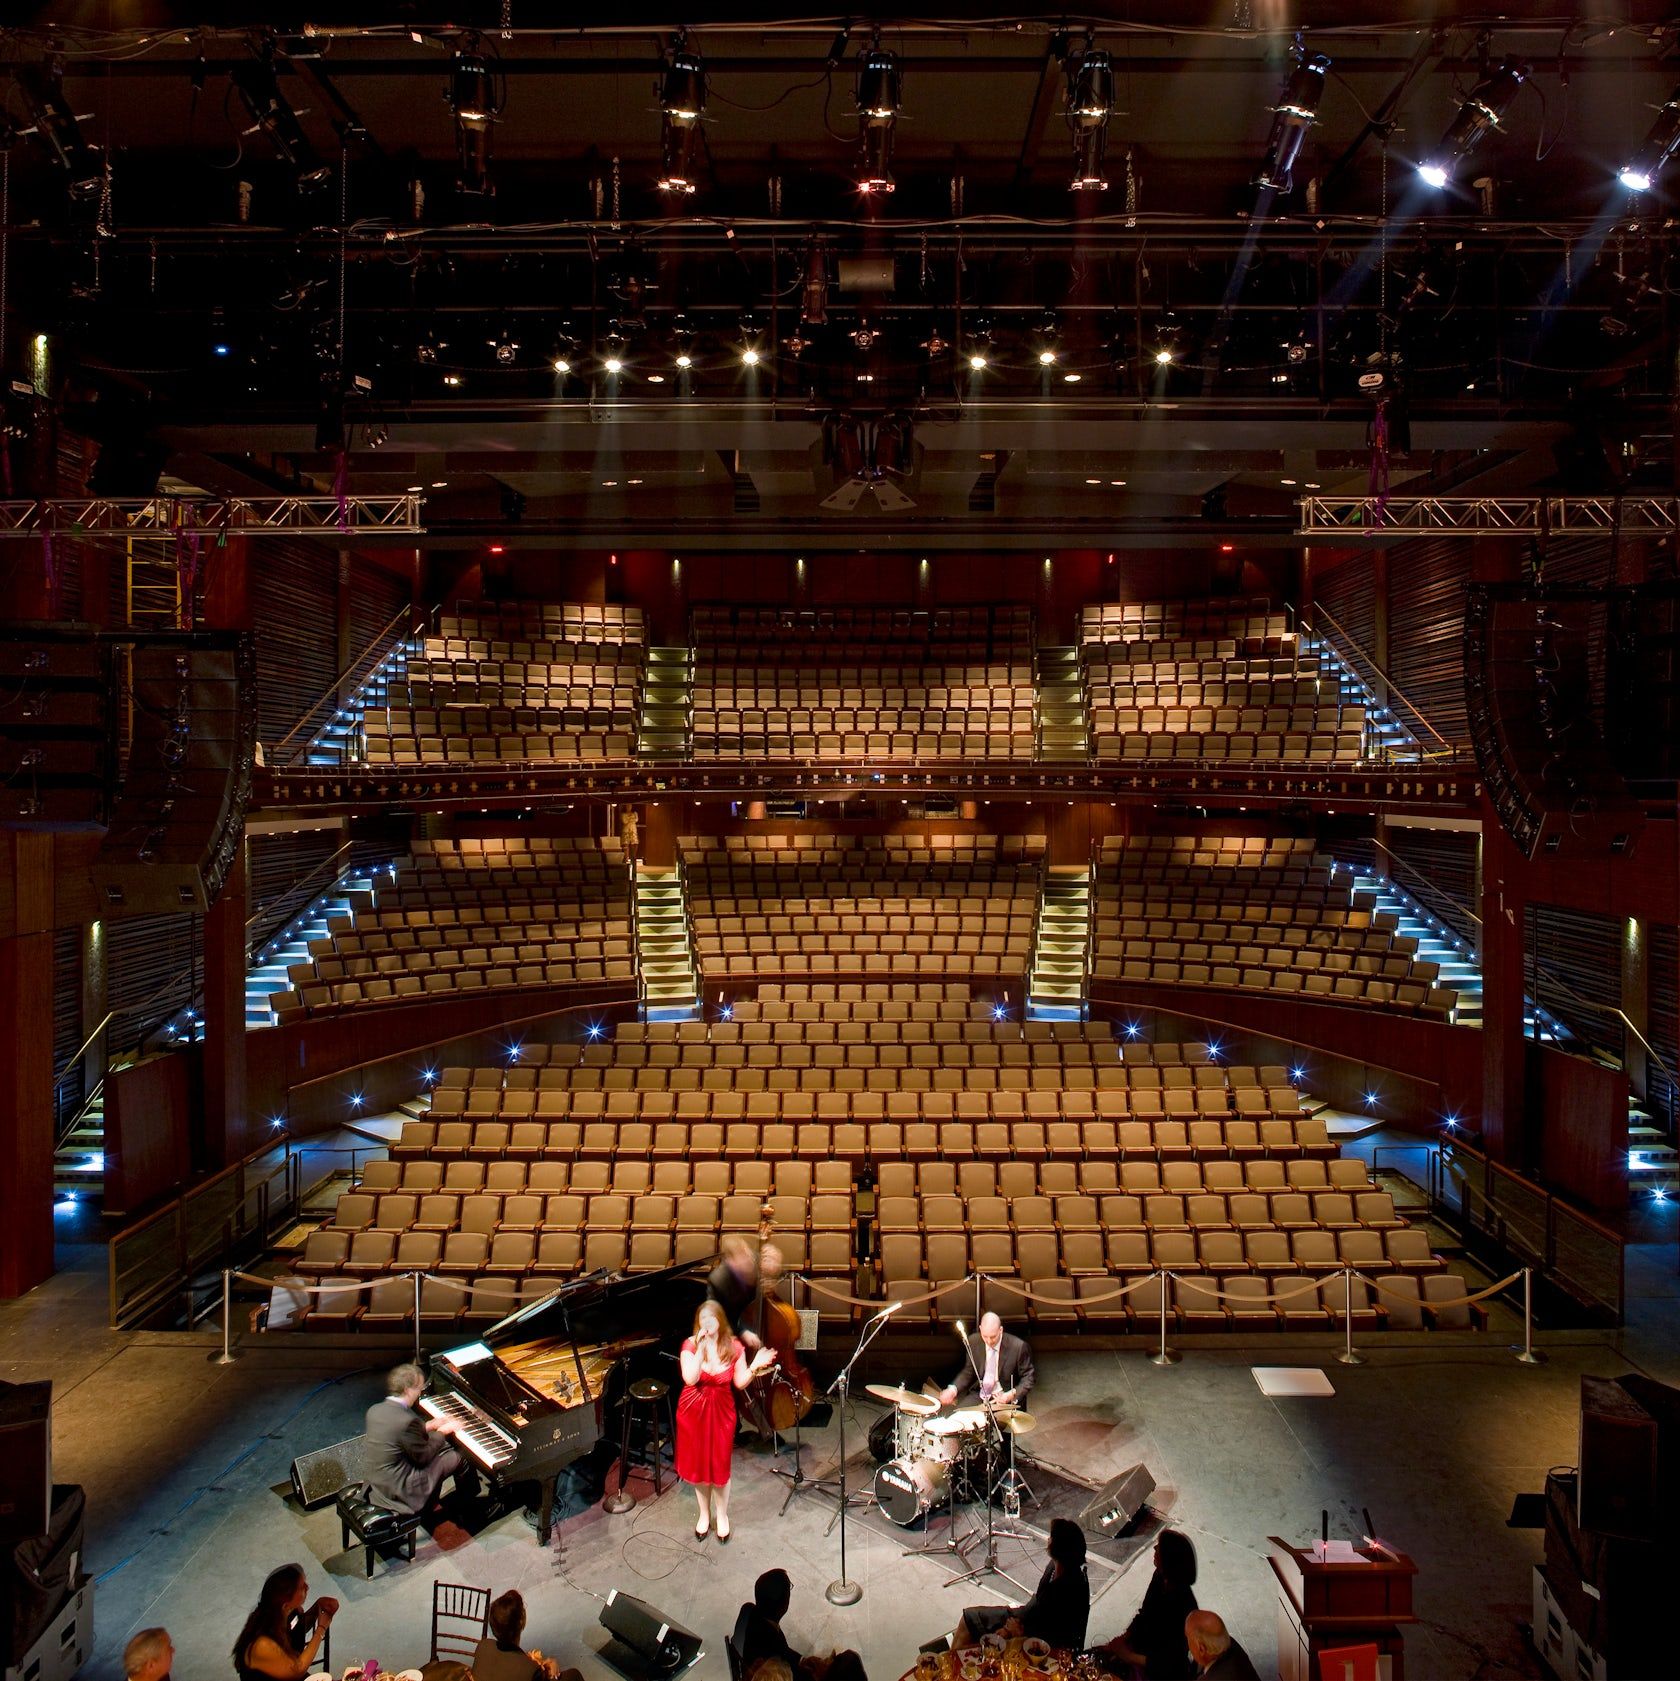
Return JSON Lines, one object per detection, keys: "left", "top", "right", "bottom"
{"left": 865, "top": 1383, "right": 939, "bottom": 1415}
{"left": 1000, "top": 1410, "right": 1037, "bottom": 1436}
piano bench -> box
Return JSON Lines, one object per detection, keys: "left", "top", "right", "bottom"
{"left": 335, "top": 1483, "right": 422, "bottom": 1578}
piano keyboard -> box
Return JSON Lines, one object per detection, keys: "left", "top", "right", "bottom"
{"left": 421, "top": 1391, "right": 519, "bottom": 1469}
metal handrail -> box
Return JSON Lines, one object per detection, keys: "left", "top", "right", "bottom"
{"left": 1356, "top": 835, "right": 1483, "bottom": 929}
{"left": 269, "top": 601, "right": 433, "bottom": 767}
{"left": 1301, "top": 603, "right": 1462, "bottom": 758}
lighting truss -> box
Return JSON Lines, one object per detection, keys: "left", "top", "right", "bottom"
{"left": 0, "top": 495, "right": 424, "bottom": 536}
{"left": 1298, "top": 495, "right": 1680, "bottom": 536}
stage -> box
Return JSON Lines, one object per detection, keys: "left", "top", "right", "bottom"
{"left": 17, "top": 1219, "right": 1680, "bottom": 1681}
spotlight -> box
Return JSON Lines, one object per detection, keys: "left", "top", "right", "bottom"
{"left": 489, "top": 325, "right": 519, "bottom": 365}
{"left": 1417, "top": 56, "right": 1529, "bottom": 189}
{"left": 1154, "top": 346, "right": 1175, "bottom": 366}
{"left": 675, "top": 351, "right": 693, "bottom": 369}
{"left": 1256, "top": 51, "right": 1329, "bottom": 193}
{"left": 968, "top": 350, "right": 990, "bottom": 372}
{"left": 232, "top": 54, "right": 331, "bottom": 189}
{"left": 448, "top": 48, "right": 501, "bottom": 196}
{"left": 854, "top": 43, "right": 901, "bottom": 194}
{"left": 414, "top": 329, "right": 442, "bottom": 365}
{"left": 1619, "top": 84, "right": 1680, "bottom": 192}
{"left": 15, "top": 65, "right": 104, "bottom": 199}
{"left": 1033, "top": 310, "right": 1062, "bottom": 366}
{"left": 442, "top": 372, "right": 463, "bottom": 387}
{"left": 1066, "top": 47, "right": 1115, "bottom": 191}
{"left": 552, "top": 353, "right": 572, "bottom": 374}
{"left": 738, "top": 315, "right": 763, "bottom": 367}
{"left": 657, "top": 39, "right": 706, "bottom": 194}
{"left": 602, "top": 324, "right": 628, "bottom": 375}
{"left": 967, "top": 314, "right": 993, "bottom": 372}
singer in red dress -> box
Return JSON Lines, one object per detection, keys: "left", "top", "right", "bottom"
{"left": 676, "top": 1299, "right": 774, "bottom": 1540}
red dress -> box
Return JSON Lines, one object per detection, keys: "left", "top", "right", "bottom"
{"left": 675, "top": 1335, "right": 740, "bottom": 1486}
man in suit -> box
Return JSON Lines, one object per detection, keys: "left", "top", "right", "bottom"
{"left": 1187, "top": 1611, "right": 1260, "bottom": 1680}
{"left": 364, "top": 1363, "right": 479, "bottom": 1516}
{"left": 731, "top": 1569, "right": 802, "bottom": 1675}
{"left": 938, "top": 1312, "right": 1035, "bottom": 1408}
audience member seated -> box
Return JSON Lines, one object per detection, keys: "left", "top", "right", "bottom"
{"left": 1185, "top": 1611, "right": 1258, "bottom": 1680}
{"left": 801, "top": 1652, "right": 868, "bottom": 1681}
{"left": 473, "top": 1589, "right": 584, "bottom": 1681}
{"left": 124, "top": 1628, "right": 174, "bottom": 1681}
{"left": 734, "top": 1568, "right": 803, "bottom": 1674}
{"left": 1094, "top": 1531, "right": 1198, "bottom": 1679}
{"left": 951, "top": 1517, "right": 1089, "bottom": 1652}
{"left": 231, "top": 1564, "right": 337, "bottom": 1681}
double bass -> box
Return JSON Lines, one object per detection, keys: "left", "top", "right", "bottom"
{"left": 746, "top": 1205, "right": 816, "bottom": 1433}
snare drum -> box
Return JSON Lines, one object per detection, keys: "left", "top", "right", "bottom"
{"left": 872, "top": 1455, "right": 951, "bottom": 1525}
{"left": 919, "top": 1414, "right": 977, "bottom": 1463}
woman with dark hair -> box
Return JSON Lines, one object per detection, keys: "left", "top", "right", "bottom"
{"left": 952, "top": 1516, "right": 1090, "bottom": 1652}
{"left": 471, "top": 1588, "right": 582, "bottom": 1681}
{"left": 230, "top": 1564, "right": 337, "bottom": 1680}
{"left": 1097, "top": 1530, "right": 1199, "bottom": 1679}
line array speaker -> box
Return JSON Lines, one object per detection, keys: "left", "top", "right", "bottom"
{"left": 91, "top": 635, "right": 255, "bottom": 914}
{"left": 1464, "top": 585, "right": 1644, "bottom": 859}
{"left": 0, "top": 633, "right": 112, "bottom": 826}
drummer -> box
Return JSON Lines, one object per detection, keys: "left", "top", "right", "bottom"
{"left": 937, "top": 1312, "right": 1035, "bottom": 1411}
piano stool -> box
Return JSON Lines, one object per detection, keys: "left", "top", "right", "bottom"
{"left": 335, "top": 1482, "right": 423, "bottom": 1578}
{"left": 605, "top": 1378, "right": 675, "bottom": 1512}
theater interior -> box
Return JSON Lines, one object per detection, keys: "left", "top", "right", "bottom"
{"left": 2, "top": 4, "right": 1679, "bottom": 1679}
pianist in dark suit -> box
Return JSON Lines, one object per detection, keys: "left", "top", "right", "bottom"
{"left": 364, "top": 1362, "right": 479, "bottom": 1516}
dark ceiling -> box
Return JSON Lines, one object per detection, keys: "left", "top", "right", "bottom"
{"left": 6, "top": 5, "right": 1679, "bottom": 544}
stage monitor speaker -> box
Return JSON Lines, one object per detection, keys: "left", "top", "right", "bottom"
{"left": 1079, "top": 1463, "right": 1156, "bottom": 1537}
{"left": 1579, "top": 1376, "right": 1659, "bottom": 1539}
{"left": 596, "top": 1588, "right": 704, "bottom": 1680}
{"left": 0, "top": 1384, "right": 52, "bottom": 1548}
{"left": 91, "top": 636, "right": 255, "bottom": 914}
{"left": 289, "top": 1436, "right": 369, "bottom": 1511}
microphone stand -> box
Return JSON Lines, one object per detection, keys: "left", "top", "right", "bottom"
{"left": 944, "top": 1329, "right": 1029, "bottom": 1595}
{"left": 824, "top": 1302, "right": 898, "bottom": 1606}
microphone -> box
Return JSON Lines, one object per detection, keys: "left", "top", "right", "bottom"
{"left": 953, "top": 1319, "right": 968, "bottom": 1338}
{"left": 872, "top": 1300, "right": 903, "bottom": 1321}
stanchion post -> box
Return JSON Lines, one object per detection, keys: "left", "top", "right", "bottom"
{"left": 1149, "top": 1270, "right": 1180, "bottom": 1367}
{"left": 1336, "top": 1267, "right": 1366, "bottom": 1366}
{"left": 412, "top": 1271, "right": 423, "bottom": 1366}
{"left": 1516, "top": 1266, "right": 1545, "bottom": 1364}
{"left": 209, "top": 1268, "right": 239, "bottom": 1365}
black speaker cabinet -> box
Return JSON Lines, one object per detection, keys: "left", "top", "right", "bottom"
{"left": 91, "top": 635, "right": 255, "bottom": 914}
{"left": 596, "top": 1589, "right": 704, "bottom": 1680}
{"left": 0, "top": 1385, "right": 52, "bottom": 1549}
{"left": 1579, "top": 1376, "right": 1658, "bottom": 1540}
{"left": 1465, "top": 585, "right": 1645, "bottom": 860}
{"left": 289, "top": 1435, "right": 368, "bottom": 1510}
{"left": 1078, "top": 1463, "right": 1157, "bottom": 1536}
{"left": 0, "top": 632, "right": 112, "bottom": 827}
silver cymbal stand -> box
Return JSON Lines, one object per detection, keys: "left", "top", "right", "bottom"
{"left": 993, "top": 1411, "right": 1039, "bottom": 1515}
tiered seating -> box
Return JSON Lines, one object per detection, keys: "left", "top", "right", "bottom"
{"left": 361, "top": 600, "right": 644, "bottom": 764}
{"left": 1089, "top": 835, "right": 1458, "bottom": 1018}
{"left": 683, "top": 835, "right": 1041, "bottom": 980}
{"left": 290, "top": 987, "right": 1468, "bottom": 1334}
{"left": 270, "top": 837, "right": 634, "bottom": 1019}
{"left": 691, "top": 605, "right": 1035, "bottom": 760}
{"left": 1081, "top": 599, "right": 1365, "bottom": 764}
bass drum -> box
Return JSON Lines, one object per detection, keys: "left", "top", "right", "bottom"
{"left": 872, "top": 1456, "right": 950, "bottom": 1526}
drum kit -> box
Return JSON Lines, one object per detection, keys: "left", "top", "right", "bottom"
{"left": 863, "top": 1383, "right": 1039, "bottom": 1529}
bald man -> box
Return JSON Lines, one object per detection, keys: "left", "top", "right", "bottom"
{"left": 1187, "top": 1611, "right": 1259, "bottom": 1680}
{"left": 938, "top": 1312, "right": 1035, "bottom": 1409}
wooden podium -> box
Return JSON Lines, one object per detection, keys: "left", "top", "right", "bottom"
{"left": 1268, "top": 1536, "right": 1418, "bottom": 1681}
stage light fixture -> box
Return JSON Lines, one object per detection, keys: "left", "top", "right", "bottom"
{"left": 854, "top": 43, "right": 901, "bottom": 194}
{"left": 1066, "top": 47, "right": 1115, "bottom": 191}
{"left": 1417, "top": 56, "right": 1528, "bottom": 189}
{"left": 552, "top": 353, "right": 572, "bottom": 374}
{"left": 232, "top": 55, "right": 331, "bottom": 189}
{"left": 738, "top": 314, "right": 764, "bottom": 367}
{"left": 1618, "top": 84, "right": 1680, "bottom": 191}
{"left": 15, "top": 65, "right": 104, "bottom": 199}
{"left": 448, "top": 48, "right": 501, "bottom": 196}
{"left": 489, "top": 324, "right": 520, "bottom": 365}
{"left": 657, "top": 39, "right": 706, "bottom": 194}
{"left": 966, "top": 315, "right": 993, "bottom": 372}
{"left": 1256, "top": 50, "right": 1329, "bottom": 193}
{"left": 1033, "top": 310, "right": 1062, "bottom": 365}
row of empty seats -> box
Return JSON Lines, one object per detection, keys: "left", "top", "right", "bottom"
{"left": 271, "top": 837, "right": 633, "bottom": 1020}
{"left": 693, "top": 603, "right": 1033, "bottom": 659}
{"left": 684, "top": 838, "right": 1039, "bottom": 981}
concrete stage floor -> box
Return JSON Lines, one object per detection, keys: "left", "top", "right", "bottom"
{"left": 16, "top": 1186, "right": 1680, "bottom": 1681}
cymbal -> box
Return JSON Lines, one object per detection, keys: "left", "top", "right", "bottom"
{"left": 865, "top": 1383, "right": 940, "bottom": 1415}
{"left": 1000, "top": 1410, "right": 1038, "bottom": 1436}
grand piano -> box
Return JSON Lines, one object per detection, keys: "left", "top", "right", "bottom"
{"left": 421, "top": 1260, "right": 708, "bottom": 1544}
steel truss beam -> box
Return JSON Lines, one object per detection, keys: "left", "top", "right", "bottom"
{"left": 1299, "top": 496, "right": 1680, "bottom": 537}
{"left": 0, "top": 496, "right": 423, "bottom": 537}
